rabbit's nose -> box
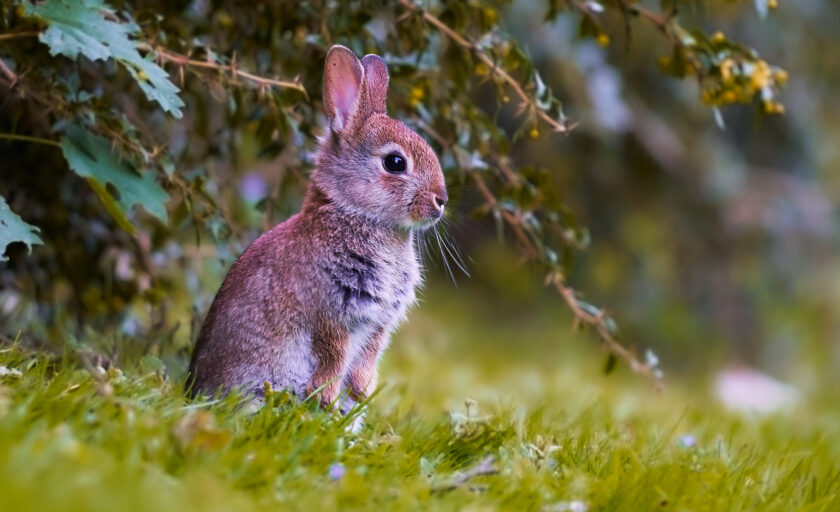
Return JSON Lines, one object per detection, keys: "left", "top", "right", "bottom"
{"left": 434, "top": 192, "right": 448, "bottom": 209}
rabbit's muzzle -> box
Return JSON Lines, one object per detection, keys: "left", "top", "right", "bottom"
{"left": 409, "top": 187, "right": 447, "bottom": 228}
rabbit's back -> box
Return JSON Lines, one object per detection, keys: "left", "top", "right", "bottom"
{"left": 188, "top": 214, "right": 316, "bottom": 397}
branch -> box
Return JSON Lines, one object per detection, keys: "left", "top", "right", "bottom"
{"left": 547, "top": 272, "right": 663, "bottom": 388}
{"left": 0, "top": 58, "right": 17, "bottom": 82}
{"left": 460, "top": 143, "right": 662, "bottom": 388}
{"left": 0, "top": 67, "right": 57, "bottom": 110}
{"left": 137, "top": 44, "right": 308, "bottom": 98}
{"left": 0, "top": 29, "right": 307, "bottom": 97}
{"left": 0, "top": 30, "right": 41, "bottom": 42}
{"left": 0, "top": 133, "right": 61, "bottom": 148}
{"left": 471, "top": 171, "right": 538, "bottom": 260}
{"left": 626, "top": 2, "right": 673, "bottom": 32}
{"left": 474, "top": 168, "right": 661, "bottom": 387}
{"left": 396, "top": 0, "right": 575, "bottom": 135}
{"left": 427, "top": 108, "right": 660, "bottom": 386}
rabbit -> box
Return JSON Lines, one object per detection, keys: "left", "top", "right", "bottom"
{"left": 187, "top": 45, "right": 448, "bottom": 414}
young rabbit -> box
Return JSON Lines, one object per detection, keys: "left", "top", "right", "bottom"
{"left": 188, "top": 45, "right": 447, "bottom": 412}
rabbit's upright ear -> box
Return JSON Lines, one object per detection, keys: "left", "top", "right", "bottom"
{"left": 324, "top": 45, "right": 365, "bottom": 133}
{"left": 361, "top": 54, "right": 388, "bottom": 115}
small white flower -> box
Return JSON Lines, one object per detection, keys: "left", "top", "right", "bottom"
{"left": 545, "top": 500, "right": 589, "bottom": 512}
{"left": 0, "top": 366, "right": 22, "bottom": 378}
{"left": 585, "top": 1, "right": 604, "bottom": 13}
{"left": 679, "top": 434, "right": 697, "bottom": 448}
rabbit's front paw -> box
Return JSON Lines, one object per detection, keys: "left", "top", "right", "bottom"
{"left": 347, "top": 364, "right": 377, "bottom": 401}
{"left": 306, "top": 375, "right": 342, "bottom": 409}
{"left": 347, "top": 330, "right": 385, "bottom": 401}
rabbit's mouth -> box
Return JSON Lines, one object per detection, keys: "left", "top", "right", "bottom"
{"left": 407, "top": 192, "right": 445, "bottom": 230}
{"left": 409, "top": 217, "right": 441, "bottom": 230}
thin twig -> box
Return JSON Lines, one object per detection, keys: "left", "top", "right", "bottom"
{"left": 396, "top": 0, "right": 575, "bottom": 135}
{"left": 0, "top": 133, "right": 61, "bottom": 148}
{"left": 0, "top": 28, "right": 307, "bottom": 96}
{"left": 471, "top": 171, "right": 538, "bottom": 259}
{"left": 0, "top": 59, "right": 16, "bottom": 82}
{"left": 467, "top": 154, "right": 661, "bottom": 388}
{"left": 137, "top": 43, "right": 308, "bottom": 98}
{"left": 548, "top": 272, "right": 663, "bottom": 389}
{"left": 0, "top": 75, "right": 55, "bottom": 109}
{"left": 0, "top": 31, "right": 41, "bottom": 42}
{"left": 627, "top": 3, "right": 672, "bottom": 31}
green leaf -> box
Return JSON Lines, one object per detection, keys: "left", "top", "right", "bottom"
{"left": 0, "top": 195, "right": 43, "bottom": 261}
{"left": 24, "top": 0, "right": 184, "bottom": 117}
{"left": 603, "top": 353, "right": 618, "bottom": 376}
{"left": 60, "top": 124, "right": 168, "bottom": 235}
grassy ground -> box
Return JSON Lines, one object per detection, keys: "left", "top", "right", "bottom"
{"left": 1, "top": 278, "right": 839, "bottom": 511}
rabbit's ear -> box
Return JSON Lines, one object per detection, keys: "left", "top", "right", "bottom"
{"left": 361, "top": 54, "right": 388, "bottom": 115}
{"left": 324, "top": 45, "right": 365, "bottom": 133}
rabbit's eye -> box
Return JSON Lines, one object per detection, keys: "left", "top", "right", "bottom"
{"left": 383, "top": 153, "right": 407, "bottom": 174}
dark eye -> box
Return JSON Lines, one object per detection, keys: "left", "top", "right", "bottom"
{"left": 383, "top": 153, "right": 407, "bottom": 174}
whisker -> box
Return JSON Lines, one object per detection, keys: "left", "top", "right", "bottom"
{"left": 441, "top": 237, "right": 470, "bottom": 277}
{"left": 417, "top": 229, "right": 434, "bottom": 266}
{"left": 437, "top": 220, "right": 471, "bottom": 277}
{"left": 441, "top": 217, "right": 477, "bottom": 265}
{"left": 433, "top": 225, "right": 456, "bottom": 284}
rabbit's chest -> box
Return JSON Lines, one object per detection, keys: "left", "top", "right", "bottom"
{"left": 323, "top": 248, "right": 419, "bottom": 328}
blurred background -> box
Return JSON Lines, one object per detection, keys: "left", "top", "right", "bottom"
{"left": 1, "top": 0, "right": 838, "bottom": 412}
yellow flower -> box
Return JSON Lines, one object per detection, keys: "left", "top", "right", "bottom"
{"left": 719, "top": 59, "right": 736, "bottom": 84}
{"left": 773, "top": 68, "right": 789, "bottom": 86}
{"left": 597, "top": 34, "right": 610, "bottom": 48}
{"left": 764, "top": 101, "right": 785, "bottom": 114}
{"left": 529, "top": 127, "right": 540, "bottom": 139}
{"left": 721, "top": 90, "right": 737, "bottom": 104}
{"left": 711, "top": 31, "right": 726, "bottom": 44}
{"left": 750, "top": 60, "right": 771, "bottom": 92}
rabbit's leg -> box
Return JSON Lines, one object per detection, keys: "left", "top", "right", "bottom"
{"left": 347, "top": 328, "right": 386, "bottom": 401}
{"left": 307, "top": 320, "right": 350, "bottom": 408}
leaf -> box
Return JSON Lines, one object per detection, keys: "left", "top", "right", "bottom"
{"left": 0, "top": 195, "right": 43, "bottom": 261}
{"left": 603, "top": 353, "right": 618, "bottom": 375}
{"left": 24, "top": 0, "right": 184, "bottom": 117}
{"left": 60, "top": 124, "right": 168, "bottom": 235}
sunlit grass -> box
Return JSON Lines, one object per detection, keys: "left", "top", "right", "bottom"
{"left": 1, "top": 276, "right": 838, "bottom": 511}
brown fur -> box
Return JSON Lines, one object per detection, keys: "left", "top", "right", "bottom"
{"left": 187, "top": 46, "right": 447, "bottom": 414}
{"left": 345, "top": 327, "right": 386, "bottom": 400}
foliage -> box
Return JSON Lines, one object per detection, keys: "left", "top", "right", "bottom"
{"left": 23, "top": 0, "right": 184, "bottom": 116}
{"left": 0, "top": 0, "right": 792, "bottom": 379}
{"left": 61, "top": 123, "right": 168, "bottom": 235}
{"left": 0, "top": 195, "right": 41, "bottom": 261}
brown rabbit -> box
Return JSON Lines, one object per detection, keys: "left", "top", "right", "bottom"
{"left": 188, "top": 45, "right": 447, "bottom": 412}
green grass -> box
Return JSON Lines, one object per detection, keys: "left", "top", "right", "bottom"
{"left": 1, "top": 281, "right": 839, "bottom": 511}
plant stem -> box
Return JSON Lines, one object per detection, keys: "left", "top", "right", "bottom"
{"left": 138, "top": 44, "right": 308, "bottom": 98}
{"left": 0, "top": 133, "right": 61, "bottom": 148}
{"left": 0, "top": 31, "right": 41, "bottom": 42}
